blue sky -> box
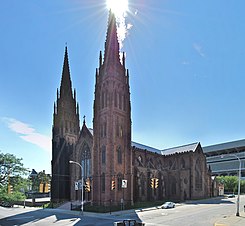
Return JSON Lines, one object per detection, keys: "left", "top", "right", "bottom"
{"left": 1, "top": 0, "right": 245, "bottom": 174}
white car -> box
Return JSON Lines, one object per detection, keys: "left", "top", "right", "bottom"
{"left": 161, "top": 202, "right": 175, "bottom": 209}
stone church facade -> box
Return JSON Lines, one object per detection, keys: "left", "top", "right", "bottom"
{"left": 51, "top": 11, "right": 212, "bottom": 206}
{"left": 133, "top": 142, "right": 211, "bottom": 202}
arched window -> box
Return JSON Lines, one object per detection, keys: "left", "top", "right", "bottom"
{"left": 103, "top": 121, "right": 107, "bottom": 137}
{"left": 105, "top": 91, "right": 108, "bottom": 107}
{"left": 123, "top": 95, "right": 126, "bottom": 111}
{"left": 119, "top": 125, "right": 123, "bottom": 137}
{"left": 114, "top": 91, "right": 117, "bottom": 107}
{"left": 137, "top": 155, "right": 143, "bottom": 167}
{"left": 101, "top": 92, "right": 104, "bottom": 108}
{"left": 117, "top": 146, "right": 122, "bottom": 164}
{"left": 171, "top": 177, "right": 176, "bottom": 195}
{"left": 116, "top": 117, "right": 119, "bottom": 137}
{"left": 140, "top": 173, "right": 146, "bottom": 196}
{"left": 100, "top": 121, "right": 107, "bottom": 137}
{"left": 100, "top": 124, "right": 103, "bottom": 137}
{"left": 101, "top": 173, "right": 105, "bottom": 192}
{"left": 195, "top": 158, "right": 202, "bottom": 190}
{"left": 119, "top": 93, "right": 122, "bottom": 109}
{"left": 81, "top": 143, "right": 91, "bottom": 179}
{"left": 102, "top": 146, "right": 106, "bottom": 164}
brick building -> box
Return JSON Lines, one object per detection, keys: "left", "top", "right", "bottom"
{"left": 51, "top": 11, "right": 212, "bottom": 206}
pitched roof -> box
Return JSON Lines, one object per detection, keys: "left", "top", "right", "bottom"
{"left": 83, "top": 128, "right": 200, "bottom": 156}
{"left": 161, "top": 142, "right": 199, "bottom": 155}
{"left": 88, "top": 128, "right": 93, "bottom": 136}
{"left": 131, "top": 141, "right": 161, "bottom": 154}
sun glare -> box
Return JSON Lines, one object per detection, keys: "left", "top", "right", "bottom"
{"left": 106, "top": 0, "right": 128, "bottom": 16}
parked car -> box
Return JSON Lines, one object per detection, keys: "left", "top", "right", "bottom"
{"left": 227, "top": 194, "right": 235, "bottom": 198}
{"left": 160, "top": 202, "right": 175, "bottom": 209}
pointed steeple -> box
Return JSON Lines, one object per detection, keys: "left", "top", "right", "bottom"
{"left": 53, "top": 45, "right": 80, "bottom": 142}
{"left": 60, "top": 46, "right": 73, "bottom": 99}
{"left": 103, "top": 10, "right": 120, "bottom": 66}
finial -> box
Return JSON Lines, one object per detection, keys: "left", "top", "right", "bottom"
{"left": 99, "top": 51, "right": 102, "bottom": 67}
{"left": 76, "top": 103, "right": 79, "bottom": 115}
{"left": 65, "top": 42, "right": 68, "bottom": 53}
{"left": 122, "top": 52, "right": 125, "bottom": 67}
{"left": 83, "top": 115, "right": 86, "bottom": 125}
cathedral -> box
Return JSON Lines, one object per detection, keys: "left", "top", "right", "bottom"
{"left": 51, "top": 11, "right": 212, "bottom": 207}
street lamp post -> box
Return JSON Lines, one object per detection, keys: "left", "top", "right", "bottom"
{"left": 234, "top": 155, "right": 241, "bottom": 217}
{"left": 69, "top": 160, "right": 84, "bottom": 215}
{"left": 222, "top": 154, "right": 241, "bottom": 216}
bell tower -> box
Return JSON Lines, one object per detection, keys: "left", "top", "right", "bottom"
{"left": 51, "top": 46, "right": 80, "bottom": 202}
{"left": 92, "top": 11, "right": 133, "bottom": 206}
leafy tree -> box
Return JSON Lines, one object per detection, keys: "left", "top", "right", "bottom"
{"left": 0, "top": 190, "right": 26, "bottom": 203}
{"left": 240, "top": 180, "right": 245, "bottom": 193}
{"left": 0, "top": 151, "right": 29, "bottom": 186}
{"left": 225, "top": 176, "right": 238, "bottom": 193}
{"left": 0, "top": 151, "right": 29, "bottom": 202}
{"left": 216, "top": 176, "right": 238, "bottom": 193}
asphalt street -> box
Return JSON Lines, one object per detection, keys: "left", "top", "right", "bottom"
{"left": 0, "top": 195, "right": 245, "bottom": 226}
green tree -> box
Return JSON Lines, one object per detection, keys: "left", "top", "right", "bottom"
{"left": 0, "top": 151, "right": 28, "bottom": 186}
{"left": 0, "top": 151, "right": 29, "bottom": 202}
{"left": 216, "top": 176, "right": 238, "bottom": 193}
{"left": 240, "top": 180, "right": 245, "bottom": 194}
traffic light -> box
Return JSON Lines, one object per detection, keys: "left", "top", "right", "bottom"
{"left": 155, "top": 178, "right": 159, "bottom": 188}
{"left": 8, "top": 184, "right": 13, "bottom": 194}
{"left": 44, "top": 183, "right": 50, "bottom": 193}
{"left": 150, "top": 178, "right": 154, "bottom": 188}
{"left": 85, "top": 179, "right": 91, "bottom": 192}
{"left": 39, "top": 183, "right": 44, "bottom": 193}
{"left": 111, "top": 180, "right": 115, "bottom": 190}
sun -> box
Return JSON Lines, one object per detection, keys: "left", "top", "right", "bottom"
{"left": 106, "top": 0, "right": 128, "bottom": 17}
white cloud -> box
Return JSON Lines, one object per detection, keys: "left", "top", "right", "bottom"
{"left": 193, "top": 43, "right": 205, "bottom": 58}
{"left": 6, "top": 118, "right": 35, "bottom": 134}
{"left": 2, "top": 117, "right": 51, "bottom": 154}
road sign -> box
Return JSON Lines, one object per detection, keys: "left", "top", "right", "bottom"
{"left": 122, "top": 179, "right": 127, "bottom": 188}
{"left": 75, "top": 181, "right": 78, "bottom": 190}
{"left": 78, "top": 180, "right": 83, "bottom": 190}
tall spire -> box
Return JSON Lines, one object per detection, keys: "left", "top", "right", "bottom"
{"left": 60, "top": 46, "right": 73, "bottom": 99}
{"left": 103, "top": 10, "right": 120, "bottom": 66}
{"left": 53, "top": 45, "right": 80, "bottom": 143}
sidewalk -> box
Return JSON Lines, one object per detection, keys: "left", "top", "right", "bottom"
{"left": 214, "top": 211, "right": 245, "bottom": 226}
{"left": 55, "top": 201, "right": 136, "bottom": 218}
